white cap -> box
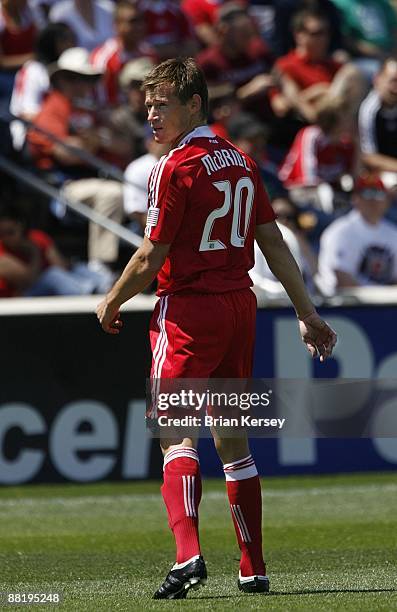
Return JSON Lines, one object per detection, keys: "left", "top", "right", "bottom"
{"left": 49, "top": 47, "right": 104, "bottom": 79}
{"left": 119, "top": 57, "right": 154, "bottom": 88}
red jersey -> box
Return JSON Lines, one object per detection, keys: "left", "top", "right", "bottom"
{"left": 145, "top": 126, "right": 275, "bottom": 295}
{"left": 279, "top": 125, "right": 355, "bottom": 188}
{"left": 274, "top": 49, "right": 341, "bottom": 91}
{"left": 140, "top": 0, "right": 193, "bottom": 47}
{"left": 90, "top": 38, "right": 158, "bottom": 106}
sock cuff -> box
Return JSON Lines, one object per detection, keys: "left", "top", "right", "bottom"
{"left": 223, "top": 454, "right": 258, "bottom": 481}
{"left": 163, "top": 447, "right": 199, "bottom": 470}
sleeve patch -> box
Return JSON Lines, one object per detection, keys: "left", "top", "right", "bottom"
{"left": 147, "top": 206, "right": 160, "bottom": 227}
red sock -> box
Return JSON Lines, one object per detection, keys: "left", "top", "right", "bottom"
{"left": 161, "top": 447, "right": 202, "bottom": 564}
{"left": 223, "top": 454, "right": 266, "bottom": 577}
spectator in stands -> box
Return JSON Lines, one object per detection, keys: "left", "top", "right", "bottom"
{"left": 107, "top": 56, "right": 154, "bottom": 163}
{"left": 0, "top": 201, "right": 114, "bottom": 297}
{"left": 48, "top": 0, "right": 115, "bottom": 52}
{"left": 316, "top": 174, "right": 397, "bottom": 295}
{"left": 270, "top": 8, "right": 363, "bottom": 124}
{"left": 181, "top": 0, "right": 244, "bottom": 47}
{"left": 359, "top": 58, "right": 397, "bottom": 188}
{"left": 123, "top": 135, "right": 169, "bottom": 235}
{"left": 271, "top": 196, "right": 318, "bottom": 283}
{"left": 272, "top": 0, "right": 344, "bottom": 56}
{"left": 279, "top": 96, "right": 356, "bottom": 211}
{"left": 27, "top": 47, "right": 124, "bottom": 272}
{"left": 139, "top": 0, "right": 198, "bottom": 61}
{"left": 9, "top": 22, "right": 76, "bottom": 151}
{"left": 207, "top": 82, "right": 240, "bottom": 140}
{"left": 251, "top": 202, "right": 305, "bottom": 297}
{"left": 90, "top": 0, "right": 157, "bottom": 106}
{"left": 331, "top": 0, "right": 397, "bottom": 81}
{"left": 228, "top": 112, "right": 287, "bottom": 202}
{"left": 196, "top": 3, "right": 274, "bottom": 118}
{"left": 0, "top": 0, "right": 42, "bottom": 103}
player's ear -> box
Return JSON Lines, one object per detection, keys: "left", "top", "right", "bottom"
{"left": 189, "top": 94, "right": 202, "bottom": 116}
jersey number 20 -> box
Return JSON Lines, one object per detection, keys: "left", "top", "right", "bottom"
{"left": 199, "top": 177, "right": 254, "bottom": 251}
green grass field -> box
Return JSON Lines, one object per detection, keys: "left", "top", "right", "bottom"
{"left": 1, "top": 472, "right": 396, "bottom": 611}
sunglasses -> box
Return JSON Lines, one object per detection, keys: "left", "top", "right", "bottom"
{"left": 302, "top": 27, "right": 329, "bottom": 37}
{"left": 358, "top": 188, "right": 387, "bottom": 201}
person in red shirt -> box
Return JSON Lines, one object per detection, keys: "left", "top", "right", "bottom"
{"left": 0, "top": 200, "right": 113, "bottom": 297}
{"left": 90, "top": 0, "right": 158, "bottom": 106}
{"left": 0, "top": 0, "right": 41, "bottom": 102}
{"left": 139, "top": 0, "right": 198, "bottom": 61}
{"left": 96, "top": 58, "right": 337, "bottom": 599}
{"left": 0, "top": 0, "right": 39, "bottom": 69}
{"left": 196, "top": 3, "right": 274, "bottom": 119}
{"left": 270, "top": 8, "right": 363, "bottom": 123}
{"left": 0, "top": 204, "right": 50, "bottom": 298}
{"left": 27, "top": 47, "right": 125, "bottom": 268}
{"left": 181, "top": 0, "right": 247, "bottom": 47}
{"left": 279, "top": 96, "right": 356, "bottom": 209}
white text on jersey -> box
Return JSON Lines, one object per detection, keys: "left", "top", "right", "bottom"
{"left": 201, "top": 148, "right": 251, "bottom": 176}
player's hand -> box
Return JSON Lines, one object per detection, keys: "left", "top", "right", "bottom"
{"left": 298, "top": 311, "right": 337, "bottom": 362}
{"left": 96, "top": 298, "right": 123, "bottom": 334}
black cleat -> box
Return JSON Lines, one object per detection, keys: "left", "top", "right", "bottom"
{"left": 153, "top": 555, "right": 207, "bottom": 599}
{"left": 238, "top": 572, "right": 270, "bottom": 594}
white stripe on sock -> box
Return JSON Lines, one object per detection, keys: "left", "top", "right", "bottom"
{"left": 182, "top": 475, "right": 190, "bottom": 517}
{"left": 190, "top": 475, "right": 196, "bottom": 517}
{"left": 231, "top": 504, "right": 249, "bottom": 542}
{"left": 182, "top": 475, "right": 196, "bottom": 518}
{"left": 234, "top": 504, "right": 251, "bottom": 543}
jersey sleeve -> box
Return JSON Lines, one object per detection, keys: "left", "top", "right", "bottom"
{"left": 145, "top": 155, "right": 188, "bottom": 244}
{"left": 358, "top": 94, "right": 378, "bottom": 155}
{"left": 255, "top": 170, "right": 276, "bottom": 225}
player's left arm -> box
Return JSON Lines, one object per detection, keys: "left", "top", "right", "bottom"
{"left": 255, "top": 221, "right": 337, "bottom": 361}
{"left": 96, "top": 237, "right": 170, "bottom": 334}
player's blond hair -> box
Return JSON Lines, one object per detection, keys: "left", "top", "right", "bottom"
{"left": 142, "top": 58, "right": 209, "bottom": 120}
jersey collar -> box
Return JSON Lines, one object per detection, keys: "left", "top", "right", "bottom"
{"left": 178, "top": 125, "right": 215, "bottom": 146}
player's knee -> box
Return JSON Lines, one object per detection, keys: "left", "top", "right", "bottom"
{"left": 212, "top": 434, "right": 250, "bottom": 464}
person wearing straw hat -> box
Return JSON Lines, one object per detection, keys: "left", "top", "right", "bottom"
{"left": 28, "top": 47, "right": 125, "bottom": 273}
{"left": 106, "top": 57, "right": 155, "bottom": 162}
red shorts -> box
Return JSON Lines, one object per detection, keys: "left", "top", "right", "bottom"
{"left": 149, "top": 288, "right": 257, "bottom": 379}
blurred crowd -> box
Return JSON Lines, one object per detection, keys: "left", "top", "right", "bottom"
{"left": 1, "top": 0, "right": 397, "bottom": 298}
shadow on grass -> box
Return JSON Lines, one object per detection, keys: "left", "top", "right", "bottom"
{"left": 269, "top": 588, "right": 397, "bottom": 596}
{"left": 191, "top": 587, "right": 397, "bottom": 600}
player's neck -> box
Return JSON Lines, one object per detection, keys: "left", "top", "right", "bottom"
{"left": 171, "top": 122, "right": 207, "bottom": 148}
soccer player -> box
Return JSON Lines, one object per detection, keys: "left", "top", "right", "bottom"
{"left": 96, "top": 58, "right": 337, "bottom": 599}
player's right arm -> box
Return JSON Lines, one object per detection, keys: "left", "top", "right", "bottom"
{"left": 98, "top": 152, "right": 186, "bottom": 333}
{"left": 96, "top": 236, "right": 170, "bottom": 334}
{"left": 255, "top": 221, "right": 337, "bottom": 361}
